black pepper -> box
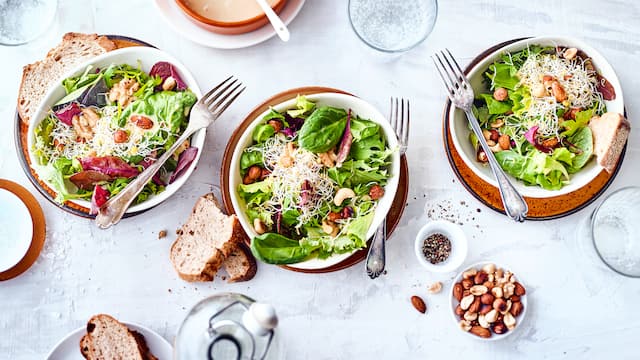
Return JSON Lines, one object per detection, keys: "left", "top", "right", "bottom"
{"left": 422, "top": 233, "right": 452, "bottom": 264}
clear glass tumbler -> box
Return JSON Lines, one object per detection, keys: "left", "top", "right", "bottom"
{"left": 0, "top": 0, "right": 58, "bottom": 46}
{"left": 348, "top": 0, "right": 438, "bottom": 53}
{"left": 591, "top": 186, "right": 640, "bottom": 277}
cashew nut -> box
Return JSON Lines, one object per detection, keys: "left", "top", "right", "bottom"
{"left": 318, "top": 149, "right": 337, "bottom": 168}
{"left": 253, "top": 218, "right": 266, "bottom": 235}
{"left": 428, "top": 281, "right": 442, "bottom": 294}
{"left": 334, "top": 188, "right": 356, "bottom": 206}
{"left": 482, "top": 263, "right": 496, "bottom": 274}
{"left": 162, "top": 76, "right": 177, "bottom": 91}
{"left": 459, "top": 320, "right": 472, "bottom": 332}
{"left": 489, "top": 142, "right": 503, "bottom": 153}
{"left": 491, "top": 286, "right": 503, "bottom": 299}
{"left": 564, "top": 47, "right": 578, "bottom": 60}
{"left": 462, "top": 268, "right": 477, "bottom": 280}
{"left": 503, "top": 283, "right": 516, "bottom": 299}
{"left": 478, "top": 314, "right": 490, "bottom": 328}
{"left": 490, "top": 119, "right": 505, "bottom": 128}
{"left": 321, "top": 220, "right": 339, "bottom": 237}
{"left": 532, "top": 83, "right": 547, "bottom": 98}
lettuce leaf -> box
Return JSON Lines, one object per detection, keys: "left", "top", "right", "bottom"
{"left": 486, "top": 63, "right": 519, "bottom": 90}
{"left": 567, "top": 126, "right": 594, "bottom": 172}
{"left": 286, "top": 95, "right": 316, "bottom": 118}
{"left": 561, "top": 108, "right": 595, "bottom": 137}
{"left": 479, "top": 94, "right": 512, "bottom": 114}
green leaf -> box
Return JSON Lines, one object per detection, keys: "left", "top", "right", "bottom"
{"left": 298, "top": 106, "right": 347, "bottom": 153}
{"left": 551, "top": 147, "right": 575, "bottom": 167}
{"left": 240, "top": 149, "right": 263, "bottom": 170}
{"left": 486, "top": 63, "right": 520, "bottom": 90}
{"left": 263, "top": 108, "right": 285, "bottom": 122}
{"left": 250, "top": 233, "right": 312, "bottom": 264}
{"left": 561, "top": 108, "right": 595, "bottom": 137}
{"left": 479, "top": 94, "right": 512, "bottom": 115}
{"left": 238, "top": 179, "right": 272, "bottom": 205}
{"left": 567, "top": 126, "right": 593, "bottom": 172}
{"left": 252, "top": 124, "right": 276, "bottom": 143}
{"left": 286, "top": 95, "right": 316, "bottom": 118}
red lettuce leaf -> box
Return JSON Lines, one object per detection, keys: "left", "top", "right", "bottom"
{"left": 281, "top": 114, "right": 305, "bottom": 137}
{"left": 596, "top": 74, "right": 616, "bottom": 100}
{"left": 54, "top": 102, "right": 82, "bottom": 126}
{"left": 69, "top": 170, "right": 112, "bottom": 190}
{"left": 524, "top": 126, "right": 553, "bottom": 154}
{"left": 149, "top": 61, "right": 187, "bottom": 90}
{"left": 335, "top": 109, "right": 353, "bottom": 167}
{"left": 169, "top": 147, "right": 198, "bottom": 184}
{"left": 79, "top": 156, "right": 140, "bottom": 178}
{"left": 139, "top": 158, "right": 166, "bottom": 186}
{"left": 90, "top": 185, "right": 110, "bottom": 215}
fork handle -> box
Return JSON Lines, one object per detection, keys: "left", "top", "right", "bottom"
{"left": 464, "top": 109, "right": 528, "bottom": 222}
{"left": 365, "top": 220, "right": 386, "bottom": 279}
{"left": 94, "top": 126, "right": 198, "bottom": 229}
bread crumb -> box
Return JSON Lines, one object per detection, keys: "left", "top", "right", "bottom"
{"left": 158, "top": 230, "right": 167, "bottom": 239}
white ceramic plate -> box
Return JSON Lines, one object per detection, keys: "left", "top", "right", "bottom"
{"left": 229, "top": 93, "right": 401, "bottom": 270}
{"left": 46, "top": 321, "right": 172, "bottom": 359}
{"left": 449, "top": 261, "right": 528, "bottom": 341}
{"left": 449, "top": 36, "right": 625, "bottom": 198}
{"left": 154, "top": 0, "right": 305, "bottom": 49}
{"left": 0, "top": 189, "right": 33, "bottom": 272}
{"left": 27, "top": 46, "right": 205, "bottom": 215}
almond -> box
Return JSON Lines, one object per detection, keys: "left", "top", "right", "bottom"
{"left": 131, "top": 115, "right": 154, "bottom": 129}
{"left": 470, "top": 325, "right": 491, "bottom": 338}
{"left": 461, "top": 278, "right": 474, "bottom": 290}
{"left": 510, "top": 301, "right": 524, "bottom": 317}
{"left": 551, "top": 81, "right": 567, "bottom": 102}
{"left": 411, "top": 295, "right": 426, "bottom": 314}
{"left": 474, "top": 271, "right": 488, "bottom": 285}
{"left": 468, "top": 296, "right": 481, "bottom": 314}
{"left": 455, "top": 304, "right": 465, "bottom": 317}
{"left": 514, "top": 282, "right": 526, "bottom": 296}
{"left": 453, "top": 283, "right": 463, "bottom": 301}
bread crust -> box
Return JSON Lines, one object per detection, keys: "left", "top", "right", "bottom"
{"left": 80, "top": 314, "right": 157, "bottom": 360}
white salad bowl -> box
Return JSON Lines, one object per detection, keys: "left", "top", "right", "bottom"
{"left": 229, "top": 92, "right": 401, "bottom": 270}
{"left": 449, "top": 36, "right": 625, "bottom": 198}
{"left": 27, "top": 46, "right": 205, "bottom": 215}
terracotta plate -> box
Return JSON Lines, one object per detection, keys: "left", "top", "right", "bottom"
{"left": 220, "top": 87, "right": 409, "bottom": 273}
{"left": 14, "top": 35, "right": 157, "bottom": 219}
{"left": 0, "top": 179, "right": 46, "bottom": 281}
{"left": 443, "top": 38, "right": 626, "bottom": 220}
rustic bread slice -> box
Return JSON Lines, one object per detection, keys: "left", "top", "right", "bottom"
{"left": 17, "top": 32, "right": 116, "bottom": 124}
{"left": 222, "top": 243, "right": 257, "bottom": 283}
{"left": 80, "top": 314, "right": 156, "bottom": 360}
{"left": 589, "top": 112, "right": 630, "bottom": 173}
{"left": 170, "top": 193, "right": 244, "bottom": 282}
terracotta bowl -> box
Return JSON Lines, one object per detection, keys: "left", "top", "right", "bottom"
{"left": 174, "top": 0, "right": 288, "bottom": 35}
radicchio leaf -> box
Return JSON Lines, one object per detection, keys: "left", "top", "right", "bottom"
{"left": 79, "top": 156, "right": 140, "bottom": 178}
{"left": 300, "top": 180, "right": 312, "bottom": 207}
{"left": 54, "top": 102, "right": 82, "bottom": 126}
{"left": 280, "top": 114, "right": 305, "bottom": 137}
{"left": 524, "top": 126, "right": 553, "bottom": 154}
{"left": 90, "top": 185, "right": 109, "bottom": 215}
{"left": 596, "top": 74, "right": 616, "bottom": 100}
{"left": 69, "top": 170, "right": 112, "bottom": 190}
{"left": 79, "top": 77, "right": 109, "bottom": 107}
{"left": 139, "top": 158, "right": 166, "bottom": 186}
{"left": 335, "top": 109, "right": 352, "bottom": 167}
{"left": 149, "top": 61, "right": 187, "bottom": 90}
{"left": 169, "top": 147, "right": 198, "bottom": 184}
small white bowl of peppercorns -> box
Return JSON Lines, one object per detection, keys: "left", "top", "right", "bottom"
{"left": 414, "top": 220, "right": 467, "bottom": 273}
{"left": 450, "top": 262, "right": 528, "bottom": 340}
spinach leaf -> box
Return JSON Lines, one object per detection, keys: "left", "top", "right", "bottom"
{"left": 253, "top": 124, "right": 276, "bottom": 143}
{"left": 298, "top": 106, "right": 347, "bottom": 153}
{"left": 250, "top": 233, "right": 311, "bottom": 265}
{"left": 350, "top": 117, "right": 379, "bottom": 141}
{"left": 567, "top": 126, "right": 593, "bottom": 172}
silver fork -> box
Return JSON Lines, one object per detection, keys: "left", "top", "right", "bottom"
{"left": 95, "top": 76, "right": 245, "bottom": 229}
{"left": 366, "top": 97, "right": 409, "bottom": 279}
{"left": 432, "top": 49, "right": 528, "bottom": 222}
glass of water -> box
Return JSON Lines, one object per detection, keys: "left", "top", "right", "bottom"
{"left": 348, "top": 0, "right": 438, "bottom": 53}
{"left": 0, "top": 0, "right": 58, "bottom": 46}
{"left": 590, "top": 187, "right": 640, "bottom": 277}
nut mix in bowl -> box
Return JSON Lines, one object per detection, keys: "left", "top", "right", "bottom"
{"left": 451, "top": 262, "right": 527, "bottom": 340}
{"left": 449, "top": 36, "right": 626, "bottom": 198}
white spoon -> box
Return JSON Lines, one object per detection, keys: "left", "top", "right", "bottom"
{"left": 254, "top": 0, "right": 290, "bottom": 42}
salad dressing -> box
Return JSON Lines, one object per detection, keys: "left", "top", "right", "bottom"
{"left": 183, "top": 0, "right": 278, "bottom": 22}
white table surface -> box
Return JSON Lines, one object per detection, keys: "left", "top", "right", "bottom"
{"left": 1, "top": 0, "right": 640, "bottom": 359}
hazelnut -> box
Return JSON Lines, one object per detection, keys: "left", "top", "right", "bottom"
{"left": 492, "top": 321, "right": 508, "bottom": 334}
{"left": 113, "top": 130, "right": 128, "bottom": 143}
{"left": 253, "top": 218, "right": 266, "bottom": 235}
{"left": 480, "top": 293, "right": 495, "bottom": 305}
{"left": 267, "top": 119, "right": 283, "bottom": 132}
{"left": 461, "top": 278, "right": 474, "bottom": 290}
{"left": 162, "top": 76, "right": 177, "bottom": 91}
{"left": 479, "top": 304, "right": 492, "bottom": 315}
{"left": 477, "top": 149, "right": 488, "bottom": 163}
{"left": 489, "top": 130, "right": 499, "bottom": 142}
{"left": 474, "top": 271, "right": 488, "bottom": 285}
{"left": 493, "top": 87, "right": 508, "bottom": 101}
{"left": 493, "top": 298, "right": 508, "bottom": 312}
{"left": 498, "top": 134, "right": 511, "bottom": 150}
{"left": 510, "top": 301, "right": 524, "bottom": 317}
{"left": 247, "top": 165, "right": 262, "bottom": 181}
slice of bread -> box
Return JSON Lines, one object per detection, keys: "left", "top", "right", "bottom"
{"left": 589, "top": 112, "right": 630, "bottom": 173}
{"left": 17, "top": 33, "right": 116, "bottom": 124}
{"left": 223, "top": 243, "right": 257, "bottom": 283}
{"left": 80, "top": 314, "right": 157, "bottom": 360}
{"left": 170, "top": 193, "right": 245, "bottom": 282}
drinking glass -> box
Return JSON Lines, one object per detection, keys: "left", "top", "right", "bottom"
{"left": 590, "top": 187, "right": 640, "bottom": 277}
{"left": 0, "top": 0, "right": 58, "bottom": 46}
{"left": 348, "top": 0, "right": 438, "bottom": 53}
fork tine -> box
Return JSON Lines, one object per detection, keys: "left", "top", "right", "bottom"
{"left": 432, "top": 54, "right": 455, "bottom": 96}
{"left": 212, "top": 86, "right": 246, "bottom": 118}
{"left": 445, "top": 48, "right": 470, "bottom": 87}
{"left": 201, "top": 75, "right": 233, "bottom": 104}
{"left": 399, "top": 98, "right": 405, "bottom": 140}
{"left": 393, "top": 97, "right": 400, "bottom": 138}
{"left": 205, "top": 78, "right": 238, "bottom": 107}
{"left": 440, "top": 50, "right": 466, "bottom": 91}
{"left": 209, "top": 82, "right": 243, "bottom": 112}
{"left": 403, "top": 99, "right": 410, "bottom": 146}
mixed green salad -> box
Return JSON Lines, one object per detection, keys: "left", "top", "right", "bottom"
{"left": 32, "top": 61, "right": 199, "bottom": 213}
{"left": 239, "top": 96, "right": 394, "bottom": 264}
{"left": 471, "top": 45, "right": 616, "bottom": 190}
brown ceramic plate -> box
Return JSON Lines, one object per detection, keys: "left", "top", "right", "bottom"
{"left": 174, "top": 0, "right": 288, "bottom": 35}
{"left": 0, "top": 179, "right": 46, "bottom": 281}
{"left": 221, "top": 87, "right": 409, "bottom": 273}
{"left": 14, "top": 35, "right": 159, "bottom": 219}
{"left": 443, "top": 38, "right": 626, "bottom": 220}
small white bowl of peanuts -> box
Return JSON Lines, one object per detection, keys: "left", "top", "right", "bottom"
{"left": 449, "top": 262, "right": 528, "bottom": 340}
